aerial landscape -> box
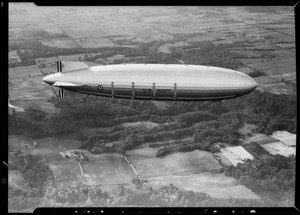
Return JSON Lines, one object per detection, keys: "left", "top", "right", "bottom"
{"left": 8, "top": 4, "right": 296, "bottom": 212}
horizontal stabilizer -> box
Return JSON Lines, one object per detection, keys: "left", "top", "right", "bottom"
{"left": 61, "top": 61, "right": 89, "bottom": 72}
{"left": 53, "top": 81, "right": 86, "bottom": 87}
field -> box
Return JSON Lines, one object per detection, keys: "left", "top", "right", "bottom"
{"left": 122, "top": 121, "right": 159, "bottom": 129}
{"left": 244, "top": 133, "right": 278, "bottom": 145}
{"left": 48, "top": 153, "right": 135, "bottom": 188}
{"left": 158, "top": 41, "right": 189, "bottom": 53}
{"left": 148, "top": 172, "right": 260, "bottom": 199}
{"left": 9, "top": 135, "right": 262, "bottom": 201}
{"left": 238, "top": 123, "right": 258, "bottom": 136}
{"left": 41, "top": 39, "right": 78, "bottom": 49}
{"left": 220, "top": 146, "right": 254, "bottom": 166}
{"left": 253, "top": 75, "right": 278, "bottom": 85}
{"left": 9, "top": 65, "right": 58, "bottom": 114}
{"left": 261, "top": 141, "right": 295, "bottom": 157}
{"left": 246, "top": 58, "right": 295, "bottom": 76}
{"left": 8, "top": 4, "right": 296, "bottom": 210}
{"left": 8, "top": 170, "right": 28, "bottom": 192}
{"left": 129, "top": 149, "right": 222, "bottom": 178}
{"left": 9, "top": 4, "right": 296, "bottom": 95}
{"left": 271, "top": 131, "right": 296, "bottom": 147}
{"left": 257, "top": 82, "right": 295, "bottom": 95}
{"left": 243, "top": 131, "right": 296, "bottom": 157}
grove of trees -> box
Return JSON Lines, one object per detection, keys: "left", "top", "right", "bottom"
{"left": 9, "top": 89, "right": 296, "bottom": 155}
{"left": 9, "top": 183, "right": 278, "bottom": 211}
{"left": 225, "top": 154, "right": 295, "bottom": 204}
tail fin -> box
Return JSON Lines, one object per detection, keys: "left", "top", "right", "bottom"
{"left": 57, "top": 61, "right": 89, "bottom": 73}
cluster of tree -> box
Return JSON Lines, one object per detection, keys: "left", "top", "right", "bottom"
{"left": 78, "top": 107, "right": 243, "bottom": 156}
{"left": 9, "top": 89, "right": 296, "bottom": 157}
{"left": 110, "top": 38, "right": 141, "bottom": 45}
{"left": 248, "top": 70, "right": 267, "bottom": 78}
{"left": 194, "top": 112, "right": 242, "bottom": 145}
{"left": 13, "top": 152, "right": 54, "bottom": 196}
{"left": 8, "top": 112, "right": 45, "bottom": 138}
{"left": 10, "top": 32, "right": 255, "bottom": 71}
{"left": 9, "top": 182, "right": 278, "bottom": 211}
{"left": 9, "top": 187, "right": 41, "bottom": 211}
{"left": 223, "top": 90, "right": 296, "bottom": 134}
{"left": 244, "top": 6, "right": 278, "bottom": 13}
{"left": 169, "top": 40, "right": 245, "bottom": 70}
{"left": 8, "top": 37, "right": 296, "bottom": 153}
{"left": 18, "top": 29, "right": 68, "bottom": 39}
{"left": 10, "top": 37, "right": 176, "bottom": 68}
{"left": 154, "top": 111, "right": 242, "bottom": 157}
{"left": 10, "top": 40, "right": 144, "bottom": 68}
{"left": 224, "top": 154, "right": 295, "bottom": 203}
{"left": 83, "top": 47, "right": 144, "bottom": 61}
{"left": 241, "top": 142, "right": 273, "bottom": 160}
{"left": 9, "top": 40, "right": 85, "bottom": 67}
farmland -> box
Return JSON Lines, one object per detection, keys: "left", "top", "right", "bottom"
{"left": 9, "top": 5, "right": 296, "bottom": 95}
{"left": 8, "top": 4, "right": 296, "bottom": 212}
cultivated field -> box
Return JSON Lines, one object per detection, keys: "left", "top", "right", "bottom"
{"left": 238, "top": 123, "right": 258, "bottom": 136}
{"left": 129, "top": 149, "right": 222, "bottom": 178}
{"left": 122, "top": 121, "right": 159, "bottom": 129}
{"left": 244, "top": 133, "right": 278, "bottom": 145}
{"left": 243, "top": 131, "right": 296, "bottom": 157}
{"left": 220, "top": 146, "right": 254, "bottom": 166}
{"left": 9, "top": 65, "right": 58, "bottom": 114}
{"left": 9, "top": 4, "right": 296, "bottom": 95}
{"left": 8, "top": 4, "right": 296, "bottom": 210}
{"left": 9, "top": 136, "right": 262, "bottom": 201}
{"left": 8, "top": 170, "right": 28, "bottom": 192}
{"left": 158, "top": 41, "right": 189, "bottom": 53}
{"left": 148, "top": 172, "right": 260, "bottom": 199}
{"left": 271, "top": 131, "right": 296, "bottom": 147}
{"left": 261, "top": 141, "right": 295, "bottom": 157}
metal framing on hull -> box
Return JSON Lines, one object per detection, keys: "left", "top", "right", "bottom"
{"left": 63, "top": 84, "right": 255, "bottom": 101}
{"left": 43, "top": 63, "right": 258, "bottom": 101}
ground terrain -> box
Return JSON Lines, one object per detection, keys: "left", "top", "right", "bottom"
{"left": 8, "top": 4, "right": 296, "bottom": 212}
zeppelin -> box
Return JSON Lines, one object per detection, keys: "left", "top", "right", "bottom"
{"left": 43, "top": 61, "right": 258, "bottom": 101}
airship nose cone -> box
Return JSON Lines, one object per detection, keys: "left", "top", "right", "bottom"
{"left": 244, "top": 74, "right": 259, "bottom": 89}
{"left": 233, "top": 71, "right": 258, "bottom": 90}
{"left": 43, "top": 73, "right": 63, "bottom": 85}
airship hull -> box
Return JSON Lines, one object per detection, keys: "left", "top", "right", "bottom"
{"left": 43, "top": 63, "right": 258, "bottom": 101}
{"left": 70, "top": 85, "right": 255, "bottom": 101}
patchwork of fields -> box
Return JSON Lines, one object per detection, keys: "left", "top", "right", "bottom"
{"left": 244, "top": 131, "right": 296, "bottom": 157}
{"left": 9, "top": 4, "right": 296, "bottom": 96}
{"left": 8, "top": 136, "right": 261, "bottom": 201}
{"left": 8, "top": 4, "right": 296, "bottom": 211}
